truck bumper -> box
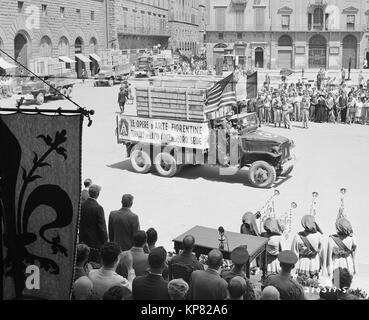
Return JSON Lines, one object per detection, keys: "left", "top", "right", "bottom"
{"left": 281, "top": 154, "right": 295, "bottom": 174}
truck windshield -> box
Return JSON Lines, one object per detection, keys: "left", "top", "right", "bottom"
{"left": 240, "top": 114, "right": 258, "bottom": 130}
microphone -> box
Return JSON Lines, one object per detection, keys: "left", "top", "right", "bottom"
{"left": 218, "top": 226, "right": 225, "bottom": 250}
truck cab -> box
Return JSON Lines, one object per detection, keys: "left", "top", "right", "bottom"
{"left": 135, "top": 55, "right": 158, "bottom": 78}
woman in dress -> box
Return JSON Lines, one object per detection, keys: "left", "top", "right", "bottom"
{"left": 260, "top": 218, "right": 284, "bottom": 276}
{"left": 291, "top": 215, "right": 324, "bottom": 279}
{"left": 326, "top": 218, "right": 357, "bottom": 287}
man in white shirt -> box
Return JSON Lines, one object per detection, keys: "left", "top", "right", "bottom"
{"left": 89, "top": 242, "right": 135, "bottom": 299}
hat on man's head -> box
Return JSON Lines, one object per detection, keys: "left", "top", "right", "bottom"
{"left": 278, "top": 250, "right": 298, "bottom": 265}
{"left": 148, "top": 247, "right": 167, "bottom": 268}
{"left": 231, "top": 246, "right": 249, "bottom": 265}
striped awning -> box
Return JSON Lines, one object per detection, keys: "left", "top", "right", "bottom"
{"left": 58, "top": 56, "right": 75, "bottom": 64}
{"left": 89, "top": 53, "right": 101, "bottom": 62}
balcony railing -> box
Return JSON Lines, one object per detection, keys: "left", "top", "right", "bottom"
{"left": 117, "top": 25, "right": 170, "bottom": 37}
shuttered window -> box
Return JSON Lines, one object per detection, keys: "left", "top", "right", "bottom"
{"left": 255, "top": 8, "right": 265, "bottom": 28}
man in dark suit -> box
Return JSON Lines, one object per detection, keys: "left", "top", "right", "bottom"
{"left": 132, "top": 247, "right": 170, "bottom": 300}
{"left": 109, "top": 194, "right": 140, "bottom": 251}
{"left": 168, "top": 235, "right": 204, "bottom": 283}
{"left": 79, "top": 184, "right": 108, "bottom": 263}
{"left": 188, "top": 249, "right": 228, "bottom": 300}
{"left": 81, "top": 178, "right": 92, "bottom": 202}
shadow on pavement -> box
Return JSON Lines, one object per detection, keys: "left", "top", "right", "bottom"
{"left": 107, "top": 160, "right": 291, "bottom": 188}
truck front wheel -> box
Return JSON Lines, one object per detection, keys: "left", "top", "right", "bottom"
{"left": 248, "top": 161, "right": 276, "bottom": 188}
{"left": 130, "top": 145, "right": 152, "bottom": 174}
{"left": 154, "top": 152, "right": 178, "bottom": 178}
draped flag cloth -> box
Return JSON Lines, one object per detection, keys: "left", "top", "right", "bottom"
{"left": 0, "top": 113, "right": 82, "bottom": 300}
{"left": 247, "top": 71, "right": 258, "bottom": 99}
{"left": 205, "top": 72, "right": 237, "bottom": 114}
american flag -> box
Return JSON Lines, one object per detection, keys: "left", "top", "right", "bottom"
{"left": 205, "top": 72, "right": 237, "bottom": 113}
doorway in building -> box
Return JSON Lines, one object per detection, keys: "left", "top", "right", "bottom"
{"left": 342, "top": 35, "right": 357, "bottom": 69}
{"left": 14, "top": 33, "right": 29, "bottom": 77}
{"left": 255, "top": 47, "right": 264, "bottom": 68}
{"left": 278, "top": 35, "right": 293, "bottom": 69}
{"left": 308, "top": 35, "right": 327, "bottom": 68}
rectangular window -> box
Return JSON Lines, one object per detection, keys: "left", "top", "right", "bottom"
{"left": 60, "top": 7, "right": 65, "bottom": 18}
{"left": 215, "top": 7, "right": 226, "bottom": 28}
{"left": 236, "top": 11, "right": 244, "bottom": 29}
{"left": 18, "top": 1, "right": 24, "bottom": 13}
{"left": 347, "top": 15, "right": 355, "bottom": 29}
{"left": 282, "top": 15, "right": 290, "bottom": 28}
{"left": 218, "top": 32, "right": 224, "bottom": 40}
{"left": 91, "top": 11, "right": 95, "bottom": 21}
{"left": 255, "top": 8, "right": 265, "bottom": 28}
{"left": 42, "top": 4, "right": 47, "bottom": 17}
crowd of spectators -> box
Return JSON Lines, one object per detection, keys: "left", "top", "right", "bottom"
{"left": 74, "top": 178, "right": 363, "bottom": 300}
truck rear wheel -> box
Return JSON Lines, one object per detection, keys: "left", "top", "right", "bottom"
{"left": 154, "top": 152, "right": 178, "bottom": 178}
{"left": 130, "top": 145, "right": 152, "bottom": 174}
{"left": 35, "top": 92, "right": 45, "bottom": 105}
{"left": 248, "top": 161, "right": 276, "bottom": 189}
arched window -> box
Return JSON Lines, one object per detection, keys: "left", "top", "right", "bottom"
{"left": 255, "top": 47, "right": 264, "bottom": 68}
{"left": 40, "top": 35, "right": 52, "bottom": 57}
{"left": 89, "top": 37, "right": 98, "bottom": 54}
{"left": 278, "top": 35, "right": 293, "bottom": 47}
{"left": 58, "top": 36, "right": 69, "bottom": 56}
{"left": 75, "top": 37, "right": 83, "bottom": 54}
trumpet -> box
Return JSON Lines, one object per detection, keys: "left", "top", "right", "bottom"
{"left": 257, "top": 189, "right": 280, "bottom": 230}
{"left": 278, "top": 202, "right": 298, "bottom": 238}
{"left": 337, "top": 188, "right": 347, "bottom": 220}
{"left": 310, "top": 192, "right": 319, "bottom": 216}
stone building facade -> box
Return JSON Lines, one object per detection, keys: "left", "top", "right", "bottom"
{"left": 0, "top": 0, "right": 108, "bottom": 76}
{"left": 205, "top": 0, "right": 369, "bottom": 70}
{"left": 108, "top": 0, "right": 170, "bottom": 52}
{"left": 168, "top": 0, "right": 206, "bottom": 56}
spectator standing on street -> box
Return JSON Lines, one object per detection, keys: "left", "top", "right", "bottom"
{"left": 188, "top": 249, "right": 228, "bottom": 300}
{"left": 227, "top": 276, "right": 247, "bottom": 300}
{"left": 109, "top": 194, "right": 140, "bottom": 251}
{"left": 168, "top": 235, "right": 204, "bottom": 283}
{"left": 168, "top": 279, "right": 189, "bottom": 300}
{"left": 145, "top": 228, "right": 158, "bottom": 252}
{"left": 89, "top": 243, "right": 136, "bottom": 299}
{"left": 132, "top": 247, "right": 170, "bottom": 300}
{"left": 301, "top": 96, "right": 310, "bottom": 129}
{"left": 79, "top": 184, "right": 108, "bottom": 264}
{"left": 81, "top": 178, "right": 92, "bottom": 202}
{"left": 262, "top": 251, "right": 306, "bottom": 300}
{"left": 118, "top": 86, "right": 128, "bottom": 113}
{"left": 75, "top": 244, "right": 91, "bottom": 281}
{"left": 82, "top": 69, "right": 87, "bottom": 84}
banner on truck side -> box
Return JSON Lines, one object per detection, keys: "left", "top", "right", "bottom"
{"left": 117, "top": 115, "right": 210, "bottom": 150}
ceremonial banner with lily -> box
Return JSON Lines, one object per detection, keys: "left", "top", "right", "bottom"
{"left": 0, "top": 113, "right": 82, "bottom": 300}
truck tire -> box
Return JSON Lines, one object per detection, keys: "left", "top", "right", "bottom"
{"left": 67, "top": 87, "right": 73, "bottom": 98}
{"left": 248, "top": 161, "right": 276, "bottom": 189}
{"left": 130, "top": 145, "right": 152, "bottom": 174}
{"left": 35, "top": 92, "right": 45, "bottom": 105}
{"left": 154, "top": 152, "right": 178, "bottom": 178}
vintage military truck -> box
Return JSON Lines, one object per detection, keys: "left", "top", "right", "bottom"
{"left": 116, "top": 78, "right": 295, "bottom": 188}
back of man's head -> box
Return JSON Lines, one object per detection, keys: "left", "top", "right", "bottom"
{"left": 122, "top": 194, "right": 134, "bottom": 208}
{"left": 101, "top": 242, "right": 121, "bottom": 267}
{"left": 76, "top": 243, "right": 90, "bottom": 265}
{"left": 338, "top": 268, "right": 352, "bottom": 290}
{"left": 280, "top": 263, "right": 294, "bottom": 273}
{"left": 182, "top": 235, "right": 195, "bottom": 252}
{"left": 207, "top": 249, "right": 223, "bottom": 270}
{"left": 148, "top": 247, "right": 167, "bottom": 270}
{"left": 88, "top": 184, "right": 101, "bottom": 199}
{"left": 146, "top": 228, "right": 158, "bottom": 246}
{"left": 261, "top": 286, "right": 280, "bottom": 300}
{"left": 228, "top": 276, "right": 246, "bottom": 300}
{"left": 84, "top": 178, "right": 92, "bottom": 188}
{"left": 133, "top": 230, "right": 147, "bottom": 248}
{"left": 73, "top": 276, "right": 93, "bottom": 300}
{"left": 103, "top": 286, "right": 132, "bottom": 300}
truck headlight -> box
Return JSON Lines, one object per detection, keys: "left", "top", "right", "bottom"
{"left": 272, "top": 146, "right": 280, "bottom": 154}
